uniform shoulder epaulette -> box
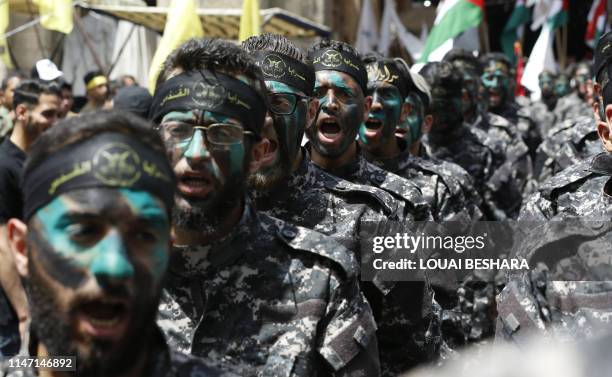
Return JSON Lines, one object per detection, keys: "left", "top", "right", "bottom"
{"left": 317, "top": 169, "right": 399, "bottom": 216}
{"left": 538, "top": 159, "right": 595, "bottom": 200}
{"left": 269, "top": 216, "right": 358, "bottom": 280}
{"left": 410, "top": 157, "right": 464, "bottom": 198}
{"left": 363, "top": 161, "right": 428, "bottom": 208}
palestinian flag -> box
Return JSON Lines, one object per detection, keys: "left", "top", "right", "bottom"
{"left": 500, "top": 0, "right": 530, "bottom": 65}
{"left": 586, "top": 0, "right": 606, "bottom": 49}
{"left": 419, "top": 0, "right": 484, "bottom": 63}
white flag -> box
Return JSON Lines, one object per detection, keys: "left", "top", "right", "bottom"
{"left": 355, "top": 0, "right": 379, "bottom": 54}
{"left": 378, "top": 0, "right": 424, "bottom": 60}
{"left": 521, "top": 22, "right": 557, "bottom": 100}
{"left": 377, "top": 0, "right": 394, "bottom": 55}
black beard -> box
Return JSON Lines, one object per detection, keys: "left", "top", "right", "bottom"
{"left": 26, "top": 241, "right": 159, "bottom": 377}
{"left": 173, "top": 176, "right": 245, "bottom": 233}
{"left": 247, "top": 152, "right": 292, "bottom": 193}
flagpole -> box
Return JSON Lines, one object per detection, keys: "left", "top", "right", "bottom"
{"left": 480, "top": 19, "right": 490, "bottom": 53}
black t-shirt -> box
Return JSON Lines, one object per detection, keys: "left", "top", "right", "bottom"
{"left": 0, "top": 138, "right": 26, "bottom": 222}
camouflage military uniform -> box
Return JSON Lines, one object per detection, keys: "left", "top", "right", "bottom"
{"left": 158, "top": 202, "right": 381, "bottom": 377}
{"left": 496, "top": 220, "right": 612, "bottom": 347}
{"left": 363, "top": 138, "right": 478, "bottom": 222}
{"left": 496, "top": 101, "right": 542, "bottom": 161}
{"left": 253, "top": 148, "right": 401, "bottom": 253}
{"left": 534, "top": 115, "right": 602, "bottom": 182}
{"left": 529, "top": 100, "right": 558, "bottom": 137}
{"left": 422, "top": 124, "right": 506, "bottom": 220}
{"left": 310, "top": 145, "right": 432, "bottom": 222}
{"left": 0, "top": 288, "right": 18, "bottom": 359}
{"left": 555, "top": 92, "right": 592, "bottom": 123}
{"left": 520, "top": 153, "right": 612, "bottom": 221}
{"left": 0, "top": 326, "right": 233, "bottom": 377}
{"left": 467, "top": 110, "right": 536, "bottom": 218}
{"left": 253, "top": 151, "right": 441, "bottom": 375}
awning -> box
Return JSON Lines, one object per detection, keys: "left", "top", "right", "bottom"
{"left": 46, "top": 2, "right": 331, "bottom": 40}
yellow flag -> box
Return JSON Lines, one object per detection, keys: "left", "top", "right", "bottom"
{"left": 238, "top": 0, "right": 260, "bottom": 42}
{"left": 0, "top": 0, "right": 11, "bottom": 68}
{"left": 34, "top": 0, "right": 73, "bottom": 34}
{"left": 148, "top": 0, "right": 204, "bottom": 93}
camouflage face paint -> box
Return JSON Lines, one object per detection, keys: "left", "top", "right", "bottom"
{"left": 461, "top": 71, "right": 480, "bottom": 117}
{"left": 431, "top": 95, "right": 463, "bottom": 133}
{"left": 555, "top": 76, "right": 571, "bottom": 97}
{"left": 396, "top": 93, "right": 424, "bottom": 144}
{"left": 360, "top": 82, "right": 402, "bottom": 150}
{"left": 309, "top": 70, "right": 364, "bottom": 158}
{"left": 159, "top": 110, "right": 249, "bottom": 231}
{"left": 30, "top": 188, "right": 170, "bottom": 286}
{"left": 26, "top": 188, "right": 170, "bottom": 376}
{"left": 481, "top": 64, "right": 510, "bottom": 111}
{"left": 266, "top": 81, "right": 308, "bottom": 166}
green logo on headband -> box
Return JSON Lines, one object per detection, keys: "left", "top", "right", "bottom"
{"left": 318, "top": 50, "right": 343, "bottom": 68}
{"left": 93, "top": 143, "right": 141, "bottom": 186}
{"left": 262, "top": 54, "right": 287, "bottom": 79}
{"left": 192, "top": 80, "right": 226, "bottom": 109}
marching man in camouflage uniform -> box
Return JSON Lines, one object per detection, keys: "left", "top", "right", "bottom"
{"left": 444, "top": 49, "right": 534, "bottom": 218}
{"left": 303, "top": 39, "right": 442, "bottom": 375}
{"left": 358, "top": 52, "right": 475, "bottom": 223}
{"left": 243, "top": 33, "right": 401, "bottom": 258}
{"left": 555, "top": 62, "right": 592, "bottom": 122}
{"left": 150, "top": 38, "right": 380, "bottom": 376}
{"left": 1, "top": 111, "right": 229, "bottom": 376}
{"left": 496, "top": 32, "right": 612, "bottom": 347}
{"left": 479, "top": 53, "right": 542, "bottom": 160}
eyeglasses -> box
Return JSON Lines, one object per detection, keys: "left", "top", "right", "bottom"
{"left": 158, "top": 122, "right": 253, "bottom": 146}
{"left": 268, "top": 92, "right": 310, "bottom": 115}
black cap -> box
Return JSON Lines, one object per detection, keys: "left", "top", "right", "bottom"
{"left": 594, "top": 31, "right": 612, "bottom": 79}
{"left": 113, "top": 86, "right": 152, "bottom": 119}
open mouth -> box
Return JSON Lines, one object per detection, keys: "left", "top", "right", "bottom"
{"left": 395, "top": 127, "right": 408, "bottom": 138}
{"left": 77, "top": 298, "right": 129, "bottom": 340}
{"left": 178, "top": 172, "right": 213, "bottom": 197}
{"left": 363, "top": 119, "right": 382, "bottom": 139}
{"left": 318, "top": 118, "right": 343, "bottom": 144}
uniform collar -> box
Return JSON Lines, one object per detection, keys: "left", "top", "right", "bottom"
{"left": 589, "top": 152, "right": 612, "bottom": 176}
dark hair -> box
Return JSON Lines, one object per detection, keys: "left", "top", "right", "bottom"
{"left": 83, "top": 70, "right": 105, "bottom": 85}
{"left": 1, "top": 71, "right": 25, "bottom": 91}
{"left": 307, "top": 39, "right": 362, "bottom": 62}
{"left": 429, "top": 61, "right": 462, "bottom": 98}
{"left": 241, "top": 33, "right": 306, "bottom": 62}
{"left": 156, "top": 37, "right": 266, "bottom": 99}
{"left": 480, "top": 52, "right": 512, "bottom": 72}
{"left": 25, "top": 110, "right": 166, "bottom": 176}
{"left": 443, "top": 48, "right": 483, "bottom": 75}
{"left": 13, "top": 80, "right": 60, "bottom": 109}
{"left": 419, "top": 62, "right": 442, "bottom": 86}
{"left": 361, "top": 51, "right": 385, "bottom": 65}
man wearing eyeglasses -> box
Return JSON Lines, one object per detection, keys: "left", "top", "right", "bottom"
{"left": 150, "top": 38, "right": 381, "bottom": 377}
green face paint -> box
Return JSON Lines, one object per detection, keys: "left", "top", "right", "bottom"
{"left": 481, "top": 66, "right": 510, "bottom": 111}
{"left": 309, "top": 70, "right": 364, "bottom": 158}
{"left": 360, "top": 82, "right": 402, "bottom": 150}
{"left": 396, "top": 94, "right": 424, "bottom": 144}
{"left": 31, "top": 188, "right": 170, "bottom": 285}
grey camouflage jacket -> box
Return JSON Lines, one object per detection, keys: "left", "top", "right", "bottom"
{"left": 158, "top": 203, "right": 380, "bottom": 377}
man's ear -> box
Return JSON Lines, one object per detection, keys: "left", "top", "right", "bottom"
{"left": 597, "top": 104, "right": 612, "bottom": 152}
{"left": 6, "top": 219, "right": 28, "bottom": 278}
{"left": 14, "top": 103, "right": 28, "bottom": 122}
{"left": 249, "top": 138, "right": 271, "bottom": 173}
{"left": 422, "top": 114, "right": 433, "bottom": 134}
{"left": 363, "top": 95, "right": 373, "bottom": 122}
{"left": 399, "top": 102, "right": 410, "bottom": 123}
{"left": 306, "top": 98, "right": 319, "bottom": 126}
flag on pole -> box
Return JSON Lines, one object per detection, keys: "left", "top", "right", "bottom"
{"left": 521, "top": 0, "right": 566, "bottom": 100}
{"left": 34, "top": 0, "right": 74, "bottom": 34}
{"left": 377, "top": 0, "right": 424, "bottom": 60}
{"left": 586, "top": 0, "right": 606, "bottom": 49}
{"left": 355, "top": 0, "right": 378, "bottom": 54}
{"left": 239, "top": 0, "right": 260, "bottom": 42}
{"left": 419, "top": 0, "right": 484, "bottom": 63}
{"left": 500, "top": 0, "right": 530, "bottom": 64}
{"left": 148, "top": 0, "right": 204, "bottom": 93}
{"left": 0, "top": 0, "right": 11, "bottom": 68}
